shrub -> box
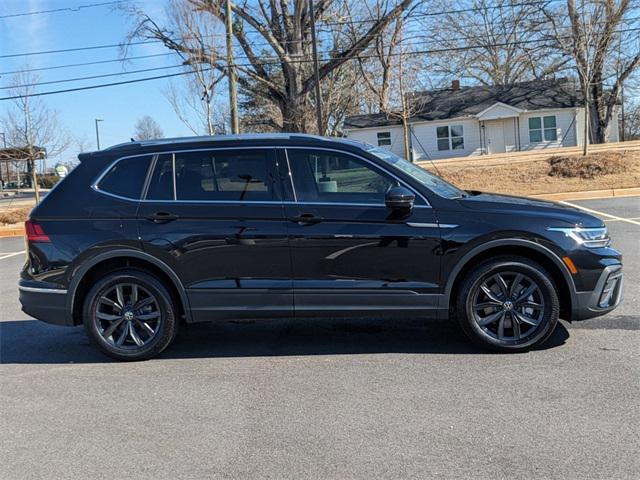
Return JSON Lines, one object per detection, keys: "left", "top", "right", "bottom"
{"left": 548, "top": 153, "right": 627, "bottom": 179}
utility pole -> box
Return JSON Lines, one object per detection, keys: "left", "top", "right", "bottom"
{"left": 309, "top": 0, "right": 323, "bottom": 136}
{"left": 225, "top": 0, "right": 239, "bottom": 134}
{"left": 95, "top": 118, "right": 103, "bottom": 150}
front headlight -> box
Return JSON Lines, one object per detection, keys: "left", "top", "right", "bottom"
{"left": 547, "top": 226, "right": 611, "bottom": 248}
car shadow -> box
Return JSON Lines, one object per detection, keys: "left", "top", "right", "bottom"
{"left": 0, "top": 317, "right": 570, "bottom": 364}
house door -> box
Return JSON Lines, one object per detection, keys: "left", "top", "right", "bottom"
{"left": 485, "top": 120, "right": 506, "bottom": 154}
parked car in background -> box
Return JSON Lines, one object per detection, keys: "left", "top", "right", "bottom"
{"left": 19, "top": 134, "right": 623, "bottom": 360}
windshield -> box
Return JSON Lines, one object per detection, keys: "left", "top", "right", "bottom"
{"left": 365, "top": 146, "right": 467, "bottom": 199}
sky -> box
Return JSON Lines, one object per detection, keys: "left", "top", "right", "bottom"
{"left": 1, "top": 0, "right": 199, "bottom": 166}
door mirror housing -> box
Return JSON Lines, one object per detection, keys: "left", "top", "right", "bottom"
{"left": 385, "top": 186, "right": 415, "bottom": 210}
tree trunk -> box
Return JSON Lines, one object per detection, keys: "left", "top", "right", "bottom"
{"left": 401, "top": 117, "right": 412, "bottom": 161}
{"left": 281, "top": 95, "right": 309, "bottom": 133}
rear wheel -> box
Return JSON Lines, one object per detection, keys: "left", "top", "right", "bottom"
{"left": 456, "top": 256, "right": 559, "bottom": 352}
{"left": 83, "top": 270, "right": 178, "bottom": 361}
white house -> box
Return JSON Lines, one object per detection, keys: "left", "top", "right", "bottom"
{"left": 344, "top": 78, "right": 620, "bottom": 160}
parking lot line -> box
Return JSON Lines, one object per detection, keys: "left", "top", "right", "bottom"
{"left": 559, "top": 200, "right": 640, "bottom": 226}
{"left": 604, "top": 216, "right": 640, "bottom": 223}
{"left": 0, "top": 251, "right": 24, "bottom": 261}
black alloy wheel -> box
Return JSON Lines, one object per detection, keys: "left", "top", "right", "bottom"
{"left": 83, "top": 270, "right": 178, "bottom": 361}
{"left": 456, "top": 256, "right": 559, "bottom": 351}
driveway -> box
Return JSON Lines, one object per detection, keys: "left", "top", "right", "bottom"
{"left": 1, "top": 196, "right": 638, "bottom": 480}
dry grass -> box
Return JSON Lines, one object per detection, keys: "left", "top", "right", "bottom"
{"left": 0, "top": 206, "right": 31, "bottom": 226}
{"left": 424, "top": 149, "right": 640, "bottom": 196}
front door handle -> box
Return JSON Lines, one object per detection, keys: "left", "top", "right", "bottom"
{"left": 290, "top": 213, "right": 323, "bottom": 225}
{"left": 146, "top": 212, "right": 179, "bottom": 224}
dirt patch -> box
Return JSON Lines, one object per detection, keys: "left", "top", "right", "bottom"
{"left": 424, "top": 149, "right": 640, "bottom": 196}
{"left": 0, "top": 206, "right": 31, "bottom": 225}
{"left": 548, "top": 152, "right": 627, "bottom": 179}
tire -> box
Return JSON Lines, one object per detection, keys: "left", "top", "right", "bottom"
{"left": 83, "top": 269, "right": 179, "bottom": 361}
{"left": 455, "top": 256, "right": 559, "bottom": 352}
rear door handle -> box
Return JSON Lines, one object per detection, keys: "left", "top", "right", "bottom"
{"left": 290, "top": 213, "right": 323, "bottom": 225}
{"left": 146, "top": 212, "right": 179, "bottom": 224}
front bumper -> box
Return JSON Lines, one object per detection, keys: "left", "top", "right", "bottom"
{"left": 19, "top": 280, "right": 71, "bottom": 326}
{"left": 573, "top": 265, "right": 623, "bottom": 320}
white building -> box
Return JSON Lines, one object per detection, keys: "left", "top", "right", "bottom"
{"left": 344, "top": 78, "right": 620, "bottom": 160}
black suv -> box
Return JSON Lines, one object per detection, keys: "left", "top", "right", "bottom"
{"left": 19, "top": 134, "right": 623, "bottom": 360}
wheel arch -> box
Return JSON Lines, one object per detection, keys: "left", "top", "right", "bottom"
{"left": 444, "top": 239, "right": 576, "bottom": 320}
{"left": 67, "top": 250, "right": 192, "bottom": 326}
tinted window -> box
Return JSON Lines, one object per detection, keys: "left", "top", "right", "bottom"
{"left": 98, "top": 156, "right": 151, "bottom": 199}
{"left": 288, "top": 149, "right": 395, "bottom": 204}
{"left": 366, "top": 146, "right": 466, "bottom": 199}
{"left": 146, "top": 155, "right": 174, "bottom": 200}
{"left": 146, "top": 150, "right": 274, "bottom": 201}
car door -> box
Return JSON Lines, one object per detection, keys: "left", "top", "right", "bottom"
{"left": 280, "top": 147, "right": 442, "bottom": 317}
{"left": 137, "top": 147, "right": 293, "bottom": 322}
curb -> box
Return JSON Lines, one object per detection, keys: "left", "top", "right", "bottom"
{"left": 531, "top": 187, "right": 640, "bottom": 201}
{"left": 0, "top": 227, "right": 25, "bottom": 238}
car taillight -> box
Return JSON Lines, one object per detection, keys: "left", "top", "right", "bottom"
{"left": 25, "top": 220, "right": 50, "bottom": 242}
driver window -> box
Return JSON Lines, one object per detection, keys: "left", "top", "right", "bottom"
{"left": 287, "top": 149, "right": 396, "bottom": 204}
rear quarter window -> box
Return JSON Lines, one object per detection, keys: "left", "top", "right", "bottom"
{"left": 97, "top": 156, "right": 152, "bottom": 199}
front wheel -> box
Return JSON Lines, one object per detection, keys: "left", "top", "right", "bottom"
{"left": 83, "top": 270, "right": 179, "bottom": 361}
{"left": 456, "top": 256, "right": 559, "bottom": 352}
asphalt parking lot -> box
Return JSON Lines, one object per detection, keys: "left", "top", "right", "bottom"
{"left": 1, "top": 196, "right": 638, "bottom": 480}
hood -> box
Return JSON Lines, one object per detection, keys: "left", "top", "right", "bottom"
{"left": 458, "top": 191, "right": 604, "bottom": 228}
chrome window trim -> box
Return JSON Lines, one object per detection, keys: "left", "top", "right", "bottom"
{"left": 171, "top": 153, "right": 177, "bottom": 200}
{"left": 407, "top": 222, "right": 458, "bottom": 228}
{"left": 92, "top": 145, "right": 431, "bottom": 208}
{"left": 283, "top": 148, "right": 297, "bottom": 202}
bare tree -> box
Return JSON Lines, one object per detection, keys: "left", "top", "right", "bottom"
{"left": 623, "top": 101, "right": 640, "bottom": 140}
{"left": 349, "top": 2, "right": 427, "bottom": 160}
{"left": 133, "top": 116, "right": 165, "bottom": 140}
{"left": 128, "top": 0, "right": 415, "bottom": 133}
{"left": 136, "top": 0, "right": 228, "bottom": 135}
{"left": 1, "top": 70, "right": 70, "bottom": 202}
{"left": 349, "top": 0, "right": 405, "bottom": 112}
{"left": 545, "top": 0, "right": 640, "bottom": 151}
{"left": 420, "top": 0, "right": 565, "bottom": 86}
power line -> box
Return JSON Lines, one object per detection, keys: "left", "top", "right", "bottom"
{"left": 3, "top": 0, "right": 637, "bottom": 61}
{"left": 0, "top": 64, "right": 186, "bottom": 90}
{"left": 0, "top": 70, "right": 200, "bottom": 100}
{"left": 4, "top": 25, "right": 639, "bottom": 90}
{"left": 0, "top": 0, "right": 564, "bottom": 59}
{"left": 2, "top": 27, "right": 638, "bottom": 100}
{"left": 0, "top": 39, "right": 159, "bottom": 59}
{"left": 0, "top": 1, "right": 129, "bottom": 19}
{"left": 321, "top": 0, "right": 562, "bottom": 27}
{"left": 0, "top": 52, "right": 177, "bottom": 76}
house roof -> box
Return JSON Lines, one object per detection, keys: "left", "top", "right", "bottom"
{"left": 344, "top": 78, "right": 582, "bottom": 129}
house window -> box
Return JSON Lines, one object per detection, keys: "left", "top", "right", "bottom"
{"left": 436, "top": 125, "right": 464, "bottom": 151}
{"left": 377, "top": 131, "right": 391, "bottom": 146}
{"left": 529, "top": 115, "right": 557, "bottom": 142}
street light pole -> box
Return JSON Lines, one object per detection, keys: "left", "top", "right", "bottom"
{"left": 0, "top": 132, "right": 5, "bottom": 191}
{"left": 95, "top": 119, "right": 104, "bottom": 150}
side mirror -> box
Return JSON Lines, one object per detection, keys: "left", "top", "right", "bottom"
{"left": 385, "top": 186, "right": 415, "bottom": 210}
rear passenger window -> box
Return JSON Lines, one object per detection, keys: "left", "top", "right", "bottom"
{"left": 146, "top": 150, "right": 275, "bottom": 201}
{"left": 98, "top": 156, "right": 151, "bottom": 199}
